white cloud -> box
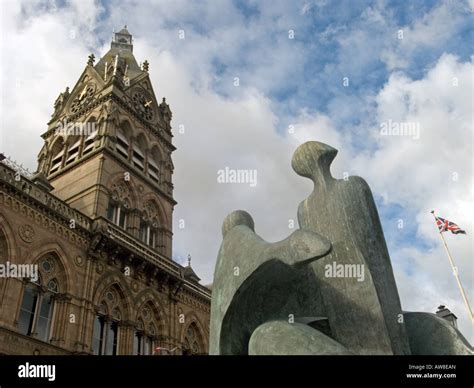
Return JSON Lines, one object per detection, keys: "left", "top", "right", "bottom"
{"left": 0, "top": 0, "right": 102, "bottom": 166}
{"left": 350, "top": 54, "right": 473, "bottom": 343}
{"left": 381, "top": 1, "right": 472, "bottom": 71}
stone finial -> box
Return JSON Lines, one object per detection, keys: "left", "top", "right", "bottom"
{"left": 87, "top": 53, "right": 96, "bottom": 66}
{"left": 187, "top": 254, "right": 192, "bottom": 266}
{"left": 142, "top": 60, "right": 149, "bottom": 72}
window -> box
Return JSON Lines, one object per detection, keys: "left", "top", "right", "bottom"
{"left": 145, "top": 323, "right": 155, "bottom": 355}
{"left": 144, "top": 336, "right": 152, "bottom": 355}
{"left": 107, "top": 202, "right": 127, "bottom": 230}
{"left": 139, "top": 220, "right": 157, "bottom": 248}
{"left": 82, "top": 130, "right": 98, "bottom": 155}
{"left": 132, "top": 147, "right": 145, "bottom": 170}
{"left": 118, "top": 209, "right": 127, "bottom": 229}
{"left": 92, "top": 315, "right": 120, "bottom": 355}
{"left": 36, "top": 292, "right": 54, "bottom": 341}
{"left": 47, "top": 279, "right": 58, "bottom": 293}
{"left": 133, "top": 331, "right": 143, "bottom": 355}
{"left": 107, "top": 202, "right": 117, "bottom": 222}
{"left": 133, "top": 330, "right": 154, "bottom": 355}
{"left": 18, "top": 279, "right": 58, "bottom": 342}
{"left": 116, "top": 132, "right": 129, "bottom": 159}
{"left": 184, "top": 323, "right": 201, "bottom": 355}
{"left": 148, "top": 160, "right": 160, "bottom": 183}
{"left": 92, "top": 290, "right": 122, "bottom": 355}
{"left": 139, "top": 219, "right": 146, "bottom": 242}
{"left": 134, "top": 320, "right": 144, "bottom": 355}
{"left": 92, "top": 315, "right": 105, "bottom": 355}
{"left": 42, "top": 258, "right": 54, "bottom": 273}
{"left": 0, "top": 228, "right": 7, "bottom": 262}
{"left": 65, "top": 138, "right": 81, "bottom": 165}
{"left": 149, "top": 230, "right": 155, "bottom": 248}
{"left": 18, "top": 284, "right": 39, "bottom": 336}
{"left": 105, "top": 321, "right": 119, "bottom": 355}
{"left": 49, "top": 149, "right": 64, "bottom": 174}
{"left": 134, "top": 305, "right": 160, "bottom": 355}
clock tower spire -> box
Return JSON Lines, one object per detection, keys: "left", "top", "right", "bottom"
{"left": 36, "top": 26, "right": 176, "bottom": 260}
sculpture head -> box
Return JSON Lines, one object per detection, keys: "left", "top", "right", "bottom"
{"left": 291, "top": 141, "right": 337, "bottom": 181}
{"left": 222, "top": 210, "right": 255, "bottom": 237}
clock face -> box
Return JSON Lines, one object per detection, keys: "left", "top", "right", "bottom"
{"left": 70, "top": 84, "right": 96, "bottom": 114}
{"left": 132, "top": 91, "right": 154, "bottom": 122}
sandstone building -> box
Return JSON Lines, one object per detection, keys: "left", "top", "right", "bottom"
{"left": 0, "top": 27, "right": 211, "bottom": 355}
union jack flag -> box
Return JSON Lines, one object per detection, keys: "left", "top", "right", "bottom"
{"left": 435, "top": 216, "right": 466, "bottom": 235}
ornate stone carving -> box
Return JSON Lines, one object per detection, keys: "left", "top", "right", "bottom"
{"left": 51, "top": 87, "right": 70, "bottom": 119}
{"left": 18, "top": 224, "right": 35, "bottom": 243}
{"left": 74, "top": 255, "right": 84, "bottom": 267}
{"left": 96, "top": 262, "right": 104, "bottom": 274}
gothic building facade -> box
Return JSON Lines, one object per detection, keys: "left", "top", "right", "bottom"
{"left": 0, "top": 27, "right": 211, "bottom": 355}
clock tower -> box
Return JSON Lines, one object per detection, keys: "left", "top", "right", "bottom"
{"left": 36, "top": 26, "right": 175, "bottom": 259}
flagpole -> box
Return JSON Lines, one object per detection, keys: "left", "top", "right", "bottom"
{"left": 431, "top": 210, "right": 474, "bottom": 323}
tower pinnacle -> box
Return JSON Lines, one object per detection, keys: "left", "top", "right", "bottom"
{"left": 111, "top": 25, "right": 133, "bottom": 51}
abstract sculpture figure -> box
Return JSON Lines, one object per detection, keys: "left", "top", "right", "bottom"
{"left": 210, "top": 141, "right": 473, "bottom": 355}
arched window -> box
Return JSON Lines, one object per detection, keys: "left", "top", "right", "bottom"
{"left": 133, "top": 319, "right": 144, "bottom": 355}
{"left": 18, "top": 283, "right": 39, "bottom": 337}
{"left": 183, "top": 322, "right": 202, "bottom": 355}
{"left": 139, "top": 200, "right": 161, "bottom": 249}
{"left": 134, "top": 303, "right": 161, "bottom": 355}
{"left": 18, "top": 274, "right": 58, "bottom": 342}
{"left": 139, "top": 219, "right": 156, "bottom": 248}
{"left": 0, "top": 228, "right": 7, "bottom": 262}
{"left": 116, "top": 128, "right": 130, "bottom": 160}
{"left": 147, "top": 147, "right": 161, "bottom": 183}
{"left": 92, "top": 303, "right": 107, "bottom": 355}
{"left": 107, "top": 199, "right": 129, "bottom": 229}
{"left": 144, "top": 323, "right": 155, "bottom": 355}
{"left": 0, "top": 228, "right": 8, "bottom": 288}
{"left": 36, "top": 279, "right": 58, "bottom": 341}
{"left": 148, "top": 160, "right": 159, "bottom": 183}
{"left": 107, "top": 179, "right": 133, "bottom": 230}
{"left": 132, "top": 142, "right": 145, "bottom": 171}
{"left": 49, "top": 139, "right": 65, "bottom": 174}
{"left": 82, "top": 117, "right": 98, "bottom": 156}
{"left": 92, "top": 288, "right": 122, "bottom": 355}
{"left": 64, "top": 136, "right": 81, "bottom": 166}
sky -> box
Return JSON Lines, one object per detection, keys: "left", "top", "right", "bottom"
{"left": 0, "top": 0, "right": 473, "bottom": 344}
